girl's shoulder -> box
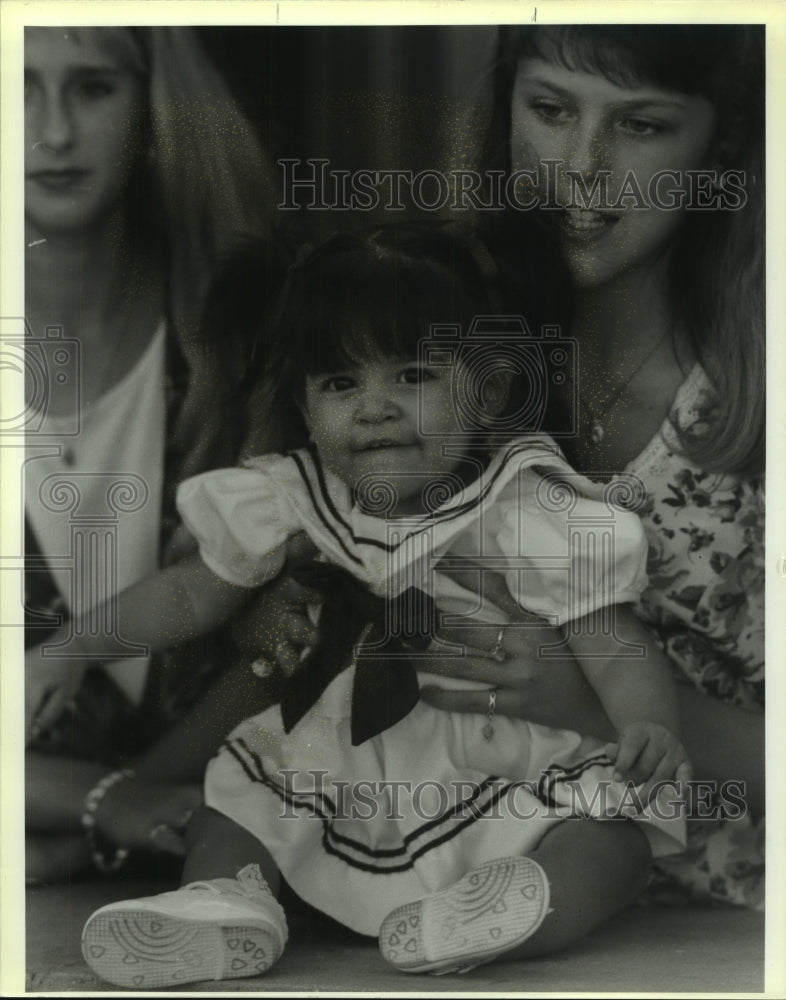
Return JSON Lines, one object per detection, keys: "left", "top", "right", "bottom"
{"left": 489, "top": 434, "right": 603, "bottom": 501}
{"left": 488, "top": 435, "right": 649, "bottom": 542}
{"left": 177, "top": 450, "right": 312, "bottom": 512}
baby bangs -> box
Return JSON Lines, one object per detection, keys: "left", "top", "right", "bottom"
{"left": 270, "top": 224, "right": 498, "bottom": 400}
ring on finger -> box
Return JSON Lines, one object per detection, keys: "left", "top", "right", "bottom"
{"left": 488, "top": 627, "right": 506, "bottom": 662}
{"left": 482, "top": 688, "right": 497, "bottom": 742}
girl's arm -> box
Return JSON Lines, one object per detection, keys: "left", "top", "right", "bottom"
{"left": 568, "top": 602, "right": 690, "bottom": 797}
{"left": 678, "top": 684, "right": 764, "bottom": 818}
{"left": 569, "top": 603, "right": 679, "bottom": 733}
{"left": 25, "top": 554, "right": 254, "bottom": 741}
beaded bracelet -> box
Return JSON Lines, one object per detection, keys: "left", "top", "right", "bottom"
{"left": 80, "top": 768, "right": 135, "bottom": 873}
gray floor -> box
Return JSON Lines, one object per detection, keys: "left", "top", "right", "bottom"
{"left": 23, "top": 877, "right": 765, "bottom": 994}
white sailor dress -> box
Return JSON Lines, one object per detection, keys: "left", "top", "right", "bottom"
{"left": 177, "top": 437, "right": 686, "bottom": 936}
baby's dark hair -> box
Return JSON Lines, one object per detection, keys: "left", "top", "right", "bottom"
{"left": 261, "top": 223, "right": 498, "bottom": 448}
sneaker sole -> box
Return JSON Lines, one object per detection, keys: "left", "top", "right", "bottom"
{"left": 82, "top": 909, "right": 282, "bottom": 989}
{"left": 379, "top": 857, "right": 549, "bottom": 974}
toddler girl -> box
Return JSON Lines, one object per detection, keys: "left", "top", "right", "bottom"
{"left": 79, "top": 226, "right": 688, "bottom": 988}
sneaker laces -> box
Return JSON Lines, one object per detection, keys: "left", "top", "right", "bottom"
{"left": 183, "top": 865, "right": 272, "bottom": 900}
{"left": 181, "top": 865, "right": 288, "bottom": 944}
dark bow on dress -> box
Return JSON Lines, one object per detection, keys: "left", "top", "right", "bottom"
{"left": 279, "top": 561, "right": 435, "bottom": 745}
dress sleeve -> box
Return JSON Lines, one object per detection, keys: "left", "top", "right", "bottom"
{"left": 493, "top": 470, "right": 649, "bottom": 625}
{"left": 176, "top": 463, "right": 299, "bottom": 587}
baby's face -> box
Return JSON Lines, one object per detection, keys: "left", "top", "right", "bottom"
{"left": 302, "top": 356, "right": 474, "bottom": 516}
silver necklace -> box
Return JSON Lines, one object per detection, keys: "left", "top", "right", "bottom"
{"left": 580, "top": 333, "right": 669, "bottom": 446}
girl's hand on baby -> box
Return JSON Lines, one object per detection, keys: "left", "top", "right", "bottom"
{"left": 416, "top": 567, "right": 615, "bottom": 740}
{"left": 605, "top": 722, "right": 692, "bottom": 808}
{"left": 25, "top": 644, "right": 88, "bottom": 747}
{"left": 418, "top": 638, "right": 613, "bottom": 741}
{"left": 95, "top": 777, "right": 203, "bottom": 856}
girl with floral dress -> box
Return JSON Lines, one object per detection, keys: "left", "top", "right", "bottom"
{"left": 421, "top": 24, "right": 765, "bottom": 911}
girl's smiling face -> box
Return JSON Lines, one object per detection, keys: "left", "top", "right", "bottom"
{"left": 25, "top": 28, "right": 146, "bottom": 237}
{"left": 302, "top": 355, "right": 480, "bottom": 517}
{"left": 510, "top": 57, "right": 717, "bottom": 287}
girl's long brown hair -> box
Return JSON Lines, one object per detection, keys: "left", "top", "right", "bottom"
{"left": 73, "top": 27, "right": 279, "bottom": 482}
{"left": 480, "top": 25, "right": 765, "bottom": 478}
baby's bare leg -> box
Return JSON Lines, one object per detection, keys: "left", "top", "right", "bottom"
{"left": 509, "top": 818, "right": 651, "bottom": 959}
{"left": 182, "top": 805, "right": 280, "bottom": 895}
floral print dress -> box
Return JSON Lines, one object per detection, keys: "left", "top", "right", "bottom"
{"left": 626, "top": 365, "right": 765, "bottom": 909}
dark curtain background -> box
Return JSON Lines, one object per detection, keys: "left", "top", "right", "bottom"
{"left": 198, "top": 26, "right": 498, "bottom": 240}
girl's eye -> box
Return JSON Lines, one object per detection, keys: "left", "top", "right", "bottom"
{"left": 398, "top": 366, "right": 436, "bottom": 385}
{"left": 78, "top": 77, "right": 116, "bottom": 100}
{"left": 321, "top": 375, "right": 356, "bottom": 393}
{"left": 618, "top": 117, "right": 667, "bottom": 137}
{"left": 529, "top": 99, "right": 569, "bottom": 124}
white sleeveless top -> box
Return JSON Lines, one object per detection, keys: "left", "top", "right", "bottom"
{"left": 25, "top": 323, "right": 166, "bottom": 704}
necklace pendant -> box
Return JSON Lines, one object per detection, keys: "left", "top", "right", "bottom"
{"left": 590, "top": 419, "right": 605, "bottom": 445}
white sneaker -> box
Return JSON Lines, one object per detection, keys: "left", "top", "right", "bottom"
{"left": 81, "top": 864, "right": 288, "bottom": 989}
{"left": 379, "top": 857, "right": 550, "bottom": 975}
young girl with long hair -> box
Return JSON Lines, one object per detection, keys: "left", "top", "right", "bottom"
{"left": 421, "top": 23, "right": 765, "bottom": 910}
{"left": 24, "top": 26, "right": 280, "bottom": 881}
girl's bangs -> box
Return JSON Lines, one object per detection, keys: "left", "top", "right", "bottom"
{"left": 508, "top": 24, "right": 746, "bottom": 102}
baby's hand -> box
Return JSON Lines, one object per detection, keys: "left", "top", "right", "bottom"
{"left": 604, "top": 722, "right": 692, "bottom": 808}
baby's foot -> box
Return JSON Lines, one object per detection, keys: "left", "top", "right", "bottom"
{"left": 379, "top": 856, "right": 549, "bottom": 975}
{"left": 81, "top": 863, "right": 287, "bottom": 989}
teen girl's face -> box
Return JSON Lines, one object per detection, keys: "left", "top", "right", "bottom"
{"left": 302, "top": 355, "right": 476, "bottom": 517}
{"left": 25, "top": 28, "right": 146, "bottom": 237}
{"left": 510, "top": 57, "right": 717, "bottom": 288}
